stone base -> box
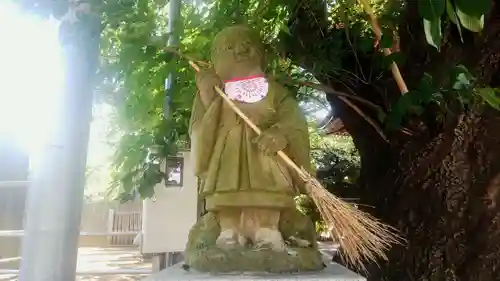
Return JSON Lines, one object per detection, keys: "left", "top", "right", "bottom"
{"left": 142, "top": 262, "right": 366, "bottom": 281}
{"left": 187, "top": 245, "right": 324, "bottom": 273}
{"left": 184, "top": 210, "right": 326, "bottom": 273}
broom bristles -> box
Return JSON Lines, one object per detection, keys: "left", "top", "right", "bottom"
{"left": 303, "top": 169, "right": 404, "bottom": 271}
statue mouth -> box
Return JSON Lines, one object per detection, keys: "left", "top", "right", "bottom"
{"left": 233, "top": 55, "right": 254, "bottom": 64}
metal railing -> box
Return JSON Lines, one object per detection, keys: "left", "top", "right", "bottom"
{"left": 0, "top": 181, "right": 31, "bottom": 188}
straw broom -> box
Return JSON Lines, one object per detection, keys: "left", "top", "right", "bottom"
{"left": 187, "top": 60, "right": 403, "bottom": 271}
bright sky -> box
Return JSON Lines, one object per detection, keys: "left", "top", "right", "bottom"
{"left": 0, "top": 2, "right": 112, "bottom": 193}
{"left": 0, "top": 1, "right": 64, "bottom": 154}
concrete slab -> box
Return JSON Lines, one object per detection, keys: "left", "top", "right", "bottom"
{"left": 142, "top": 262, "right": 366, "bottom": 281}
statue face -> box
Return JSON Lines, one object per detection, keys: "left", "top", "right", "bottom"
{"left": 211, "top": 26, "right": 264, "bottom": 80}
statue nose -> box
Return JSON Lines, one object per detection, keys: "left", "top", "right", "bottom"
{"left": 235, "top": 46, "right": 249, "bottom": 56}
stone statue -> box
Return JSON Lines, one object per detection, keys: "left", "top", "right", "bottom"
{"left": 184, "top": 25, "right": 324, "bottom": 273}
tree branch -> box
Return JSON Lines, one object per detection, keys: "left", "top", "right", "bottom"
{"left": 338, "top": 96, "right": 388, "bottom": 142}
{"left": 294, "top": 80, "right": 384, "bottom": 112}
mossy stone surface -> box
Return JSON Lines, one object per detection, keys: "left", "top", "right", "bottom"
{"left": 184, "top": 210, "right": 325, "bottom": 273}
{"left": 187, "top": 245, "right": 324, "bottom": 273}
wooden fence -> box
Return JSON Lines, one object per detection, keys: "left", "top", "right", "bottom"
{"left": 108, "top": 210, "right": 142, "bottom": 246}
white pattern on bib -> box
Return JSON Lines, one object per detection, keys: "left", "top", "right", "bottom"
{"left": 224, "top": 75, "right": 269, "bottom": 103}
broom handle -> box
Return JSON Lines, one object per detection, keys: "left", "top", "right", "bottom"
{"left": 188, "top": 60, "right": 309, "bottom": 180}
{"left": 357, "top": 0, "right": 409, "bottom": 94}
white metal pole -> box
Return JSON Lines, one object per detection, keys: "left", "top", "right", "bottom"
{"left": 162, "top": 0, "right": 182, "bottom": 268}
{"left": 18, "top": 2, "right": 99, "bottom": 281}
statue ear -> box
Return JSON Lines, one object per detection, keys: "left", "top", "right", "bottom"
{"left": 262, "top": 43, "right": 273, "bottom": 63}
{"left": 258, "top": 43, "right": 275, "bottom": 71}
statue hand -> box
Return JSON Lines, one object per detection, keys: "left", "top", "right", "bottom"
{"left": 253, "top": 127, "right": 287, "bottom": 156}
{"left": 195, "top": 68, "right": 223, "bottom": 96}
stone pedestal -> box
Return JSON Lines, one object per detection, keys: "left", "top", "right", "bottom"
{"left": 142, "top": 262, "right": 366, "bottom": 281}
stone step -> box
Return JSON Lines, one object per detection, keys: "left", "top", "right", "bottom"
{"left": 142, "top": 261, "right": 366, "bottom": 281}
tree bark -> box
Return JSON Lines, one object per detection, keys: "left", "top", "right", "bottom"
{"left": 358, "top": 4, "right": 500, "bottom": 281}
{"left": 284, "top": 1, "right": 500, "bottom": 280}
{"left": 361, "top": 107, "right": 500, "bottom": 281}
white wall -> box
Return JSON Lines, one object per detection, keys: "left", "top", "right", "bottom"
{"left": 141, "top": 151, "right": 198, "bottom": 254}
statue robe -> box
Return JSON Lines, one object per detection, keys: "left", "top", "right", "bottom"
{"left": 189, "top": 80, "right": 312, "bottom": 211}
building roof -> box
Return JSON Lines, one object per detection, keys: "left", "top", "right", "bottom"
{"left": 325, "top": 118, "right": 348, "bottom": 135}
{"left": 318, "top": 112, "right": 347, "bottom": 136}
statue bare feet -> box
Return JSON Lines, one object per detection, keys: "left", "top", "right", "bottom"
{"left": 216, "top": 229, "right": 241, "bottom": 249}
{"left": 254, "top": 227, "right": 286, "bottom": 251}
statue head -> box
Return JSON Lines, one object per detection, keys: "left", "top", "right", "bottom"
{"left": 211, "top": 25, "right": 265, "bottom": 80}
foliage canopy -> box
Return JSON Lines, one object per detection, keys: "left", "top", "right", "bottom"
{"left": 16, "top": 0, "right": 496, "bottom": 200}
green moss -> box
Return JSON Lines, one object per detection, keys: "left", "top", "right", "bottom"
{"left": 187, "top": 245, "right": 324, "bottom": 273}
{"left": 280, "top": 208, "right": 318, "bottom": 248}
{"left": 185, "top": 212, "right": 220, "bottom": 256}
{"left": 184, "top": 210, "right": 325, "bottom": 273}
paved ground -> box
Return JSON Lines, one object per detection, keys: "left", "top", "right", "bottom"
{"left": 1, "top": 243, "right": 339, "bottom": 281}
{"left": 0, "top": 247, "right": 152, "bottom": 281}
{"left": 318, "top": 241, "right": 340, "bottom": 259}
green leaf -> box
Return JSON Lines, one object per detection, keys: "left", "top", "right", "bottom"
{"left": 154, "top": 0, "right": 168, "bottom": 6}
{"left": 418, "top": 0, "right": 446, "bottom": 20}
{"left": 450, "top": 64, "right": 476, "bottom": 105}
{"left": 357, "top": 37, "right": 374, "bottom": 54}
{"left": 411, "top": 105, "right": 425, "bottom": 115}
{"left": 446, "top": 0, "right": 464, "bottom": 42}
{"left": 456, "top": 7, "right": 485, "bottom": 32}
{"left": 385, "top": 72, "right": 443, "bottom": 130}
{"left": 346, "top": 0, "right": 358, "bottom": 8}
{"left": 118, "top": 192, "right": 136, "bottom": 204}
{"left": 417, "top": 73, "right": 438, "bottom": 102}
{"left": 385, "top": 91, "right": 420, "bottom": 130}
{"left": 453, "top": 73, "right": 472, "bottom": 90}
{"left": 476, "top": 88, "right": 500, "bottom": 110}
{"left": 455, "top": 0, "right": 491, "bottom": 17}
{"left": 431, "top": 92, "right": 445, "bottom": 105}
{"left": 279, "top": 23, "right": 291, "bottom": 36}
{"left": 381, "top": 52, "right": 407, "bottom": 69}
{"left": 423, "top": 18, "right": 442, "bottom": 50}
{"left": 446, "top": 0, "right": 459, "bottom": 24}
{"left": 450, "top": 64, "right": 475, "bottom": 90}
{"left": 380, "top": 30, "right": 393, "bottom": 49}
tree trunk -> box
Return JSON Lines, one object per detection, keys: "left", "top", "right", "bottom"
{"left": 283, "top": 1, "right": 500, "bottom": 280}
{"left": 348, "top": 3, "right": 500, "bottom": 280}
{"left": 357, "top": 107, "right": 500, "bottom": 281}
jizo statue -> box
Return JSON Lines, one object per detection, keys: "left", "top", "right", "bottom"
{"left": 184, "top": 25, "right": 324, "bottom": 273}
